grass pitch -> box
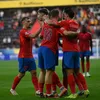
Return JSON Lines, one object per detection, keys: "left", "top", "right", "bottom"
{"left": 0, "top": 59, "right": 100, "bottom": 100}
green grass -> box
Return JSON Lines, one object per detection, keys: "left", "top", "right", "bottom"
{"left": 0, "top": 59, "right": 100, "bottom": 100}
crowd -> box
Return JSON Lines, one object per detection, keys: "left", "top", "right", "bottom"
{"left": 0, "top": 5, "right": 100, "bottom": 49}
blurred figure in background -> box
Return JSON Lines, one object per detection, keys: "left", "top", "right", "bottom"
{"left": 78, "top": 25, "right": 93, "bottom": 77}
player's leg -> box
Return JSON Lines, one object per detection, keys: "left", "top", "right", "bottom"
{"left": 65, "top": 69, "right": 78, "bottom": 99}
{"left": 74, "top": 52, "right": 90, "bottom": 97}
{"left": 63, "top": 52, "right": 77, "bottom": 98}
{"left": 51, "top": 51, "right": 58, "bottom": 94}
{"left": 10, "top": 58, "right": 26, "bottom": 95}
{"left": 38, "top": 47, "right": 45, "bottom": 97}
{"left": 30, "top": 70, "right": 40, "bottom": 94}
{"left": 75, "top": 69, "right": 90, "bottom": 97}
{"left": 52, "top": 72, "right": 57, "bottom": 95}
{"left": 86, "top": 55, "right": 91, "bottom": 77}
{"left": 52, "top": 72, "right": 67, "bottom": 97}
{"left": 84, "top": 51, "right": 91, "bottom": 77}
{"left": 52, "top": 51, "right": 67, "bottom": 97}
{"left": 43, "top": 47, "right": 57, "bottom": 98}
{"left": 62, "top": 59, "right": 68, "bottom": 90}
{"left": 45, "top": 69, "right": 54, "bottom": 97}
{"left": 74, "top": 52, "right": 84, "bottom": 95}
{"left": 29, "top": 58, "right": 39, "bottom": 93}
{"left": 10, "top": 73, "right": 25, "bottom": 95}
{"left": 38, "top": 69, "right": 45, "bottom": 97}
{"left": 74, "top": 75, "right": 84, "bottom": 96}
{"left": 80, "top": 52, "right": 85, "bottom": 76}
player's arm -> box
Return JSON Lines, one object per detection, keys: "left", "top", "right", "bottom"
{"left": 29, "top": 27, "right": 42, "bottom": 38}
{"left": 90, "top": 34, "right": 93, "bottom": 55}
{"left": 29, "top": 20, "right": 42, "bottom": 38}
{"left": 48, "top": 23, "right": 61, "bottom": 28}
{"left": 90, "top": 39, "right": 93, "bottom": 54}
{"left": 63, "top": 30, "right": 79, "bottom": 36}
{"left": 60, "top": 27, "right": 79, "bottom": 36}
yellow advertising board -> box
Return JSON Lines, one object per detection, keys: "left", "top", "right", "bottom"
{"left": 0, "top": 0, "right": 100, "bottom": 8}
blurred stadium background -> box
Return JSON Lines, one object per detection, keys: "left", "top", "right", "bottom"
{"left": 0, "top": 0, "right": 100, "bottom": 100}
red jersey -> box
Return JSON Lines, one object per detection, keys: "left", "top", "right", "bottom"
{"left": 78, "top": 32, "right": 92, "bottom": 51}
{"left": 18, "top": 28, "right": 33, "bottom": 58}
{"left": 40, "top": 22, "right": 59, "bottom": 54}
{"left": 59, "top": 19, "right": 80, "bottom": 52}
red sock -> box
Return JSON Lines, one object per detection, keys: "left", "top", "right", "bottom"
{"left": 52, "top": 72, "right": 56, "bottom": 91}
{"left": 38, "top": 83, "right": 44, "bottom": 93}
{"left": 68, "top": 74, "right": 76, "bottom": 94}
{"left": 86, "top": 61, "right": 90, "bottom": 72}
{"left": 63, "top": 76, "right": 68, "bottom": 89}
{"left": 32, "top": 76, "right": 39, "bottom": 91}
{"left": 77, "top": 73, "right": 88, "bottom": 90}
{"left": 12, "top": 76, "right": 21, "bottom": 90}
{"left": 81, "top": 60, "right": 85, "bottom": 73}
{"left": 74, "top": 76, "right": 83, "bottom": 91}
{"left": 51, "top": 83, "right": 56, "bottom": 92}
{"left": 53, "top": 72, "right": 63, "bottom": 88}
{"left": 46, "top": 84, "right": 52, "bottom": 95}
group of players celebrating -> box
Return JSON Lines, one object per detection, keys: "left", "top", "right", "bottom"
{"left": 10, "top": 7, "right": 92, "bottom": 99}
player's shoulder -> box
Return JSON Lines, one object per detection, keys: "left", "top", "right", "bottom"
{"left": 70, "top": 19, "right": 78, "bottom": 24}
{"left": 86, "top": 32, "right": 92, "bottom": 36}
{"left": 20, "top": 28, "right": 26, "bottom": 33}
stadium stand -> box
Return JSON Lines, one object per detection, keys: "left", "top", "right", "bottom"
{"left": 0, "top": 5, "right": 100, "bottom": 49}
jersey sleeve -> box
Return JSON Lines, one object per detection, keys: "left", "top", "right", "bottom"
{"left": 58, "top": 20, "right": 66, "bottom": 27}
{"left": 20, "top": 29, "right": 31, "bottom": 39}
{"left": 83, "top": 33, "right": 92, "bottom": 40}
{"left": 21, "top": 29, "right": 31, "bottom": 38}
{"left": 69, "top": 20, "right": 79, "bottom": 32}
{"left": 57, "top": 21, "right": 68, "bottom": 35}
{"left": 54, "top": 26, "right": 66, "bottom": 37}
{"left": 24, "top": 31, "right": 31, "bottom": 38}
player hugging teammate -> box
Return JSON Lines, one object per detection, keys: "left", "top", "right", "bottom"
{"left": 10, "top": 7, "right": 90, "bottom": 99}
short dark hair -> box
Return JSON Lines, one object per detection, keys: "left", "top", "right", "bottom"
{"left": 63, "top": 8, "right": 74, "bottom": 18}
{"left": 38, "top": 8, "right": 49, "bottom": 15}
{"left": 21, "top": 17, "right": 30, "bottom": 23}
{"left": 50, "top": 9, "right": 59, "bottom": 18}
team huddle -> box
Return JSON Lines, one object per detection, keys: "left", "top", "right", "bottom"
{"left": 10, "top": 7, "right": 92, "bottom": 99}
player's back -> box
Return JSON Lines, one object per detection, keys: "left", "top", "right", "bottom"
{"left": 18, "top": 28, "right": 33, "bottom": 58}
{"left": 40, "top": 23, "right": 58, "bottom": 53}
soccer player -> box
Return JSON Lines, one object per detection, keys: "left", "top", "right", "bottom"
{"left": 38, "top": 8, "right": 67, "bottom": 98}
{"left": 49, "top": 9, "right": 67, "bottom": 97}
{"left": 46, "top": 9, "right": 84, "bottom": 97}
{"left": 10, "top": 17, "right": 42, "bottom": 95}
{"left": 59, "top": 8, "right": 90, "bottom": 98}
{"left": 78, "top": 25, "right": 93, "bottom": 77}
